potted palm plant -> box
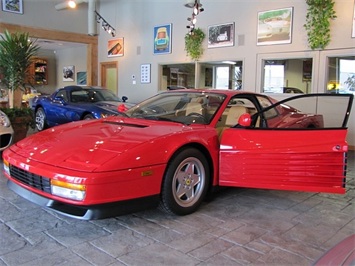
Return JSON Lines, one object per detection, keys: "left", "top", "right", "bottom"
{"left": 0, "top": 30, "right": 39, "bottom": 142}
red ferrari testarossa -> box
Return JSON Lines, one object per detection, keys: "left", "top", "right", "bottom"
{"left": 2, "top": 90, "right": 353, "bottom": 219}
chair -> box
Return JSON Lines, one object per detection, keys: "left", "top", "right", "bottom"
{"left": 185, "top": 102, "right": 203, "bottom": 115}
{"left": 225, "top": 106, "right": 248, "bottom": 126}
{"left": 217, "top": 105, "right": 248, "bottom": 140}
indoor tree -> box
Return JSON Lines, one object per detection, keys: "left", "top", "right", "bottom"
{"left": 0, "top": 30, "right": 39, "bottom": 108}
{"left": 0, "top": 30, "right": 39, "bottom": 142}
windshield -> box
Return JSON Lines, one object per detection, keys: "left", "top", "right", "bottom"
{"left": 68, "top": 88, "right": 121, "bottom": 103}
{"left": 126, "top": 91, "right": 226, "bottom": 125}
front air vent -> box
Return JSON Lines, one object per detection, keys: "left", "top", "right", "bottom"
{"left": 103, "top": 121, "right": 147, "bottom": 128}
{"left": 9, "top": 165, "right": 51, "bottom": 194}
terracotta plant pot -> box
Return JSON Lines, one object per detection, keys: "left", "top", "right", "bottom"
{"left": 11, "top": 116, "right": 31, "bottom": 143}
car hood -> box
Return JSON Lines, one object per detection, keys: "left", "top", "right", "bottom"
{"left": 9, "top": 117, "right": 200, "bottom": 172}
{"left": 92, "top": 101, "right": 135, "bottom": 114}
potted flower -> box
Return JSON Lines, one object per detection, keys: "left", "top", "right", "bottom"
{"left": 0, "top": 30, "right": 39, "bottom": 142}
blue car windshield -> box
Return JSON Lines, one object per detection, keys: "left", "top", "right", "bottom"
{"left": 71, "top": 89, "right": 121, "bottom": 103}
{"left": 125, "top": 91, "right": 226, "bottom": 125}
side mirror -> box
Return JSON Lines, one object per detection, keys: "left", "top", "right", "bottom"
{"left": 238, "top": 113, "right": 252, "bottom": 127}
{"left": 118, "top": 104, "right": 128, "bottom": 112}
{"left": 122, "top": 96, "right": 128, "bottom": 102}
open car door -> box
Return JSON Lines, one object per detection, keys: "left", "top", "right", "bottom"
{"left": 219, "top": 94, "right": 353, "bottom": 194}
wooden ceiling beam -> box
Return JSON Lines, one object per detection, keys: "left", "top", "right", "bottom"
{"left": 0, "top": 22, "right": 98, "bottom": 85}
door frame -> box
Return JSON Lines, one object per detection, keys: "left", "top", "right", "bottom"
{"left": 100, "top": 61, "right": 118, "bottom": 92}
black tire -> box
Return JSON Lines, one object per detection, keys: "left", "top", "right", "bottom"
{"left": 160, "top": 147, "right": 210, "bottom": 215}
{"left": 83, "top": 114, "right": 94, "bottom": 120}
{"left": 35, "top": 107, "right": 47, "bottom": 131}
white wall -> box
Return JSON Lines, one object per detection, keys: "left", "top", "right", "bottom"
{"left": 95, "top": 0, "right": 355, "bottom": 147}
{"left": 96, "top": 0, "right": 354, "bottom": 101}
{"left": 0, "top": 0, "right": 88, "bottom": 34}
{"left": 55, "top": 47, "right": 87, "bottom": 88}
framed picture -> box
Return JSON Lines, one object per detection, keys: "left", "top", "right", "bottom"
{"left": 63, "top": 66, "right": 75, "bottom": 82}
{"left": 154, "top": 24, "right": 172, "bottom": 55}
{"left": 76, "top": 71, "right": 87, "bottom": 85}
{"left": 108, "top": 38, "right": 124, "bottom": 57}
{"left": 141, "top": 64, "right": 151, "bottom": 83}
{"left": 1, "top": 0, "right": 23, "bottom": 14}
{"left": 257, "top": 7, "right": 293, "bottom": 45}
{"left": 208, "top": 22, "right": 235, "bottom": 48}
{"left": 352, "top": 3, "right": 355, "bottom": 38}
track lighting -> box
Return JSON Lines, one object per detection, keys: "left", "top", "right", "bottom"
{"left": 185, "top": 0, "right": 204, "bottom": 33}
{"left": 95, "top": 10, "right": 116, "bottom": 37}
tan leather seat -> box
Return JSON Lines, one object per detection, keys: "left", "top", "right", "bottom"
{"left": 225, "top": 106, "right": 248, "bottom": 126}
{"left": 217, "top": 105, "right": 248, "bottom": 140}
{"left": 185, "top": 102, "right": 203, "bottom": 115}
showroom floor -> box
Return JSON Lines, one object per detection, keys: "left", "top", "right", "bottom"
{"left": 0, "top": 151, "right": 354, "bottom": 266}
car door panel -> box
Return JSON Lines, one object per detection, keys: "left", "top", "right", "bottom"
{"left": 219, "top": 127, "right": 348, "bottom": 194}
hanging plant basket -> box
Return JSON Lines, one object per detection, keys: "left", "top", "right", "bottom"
{"left": 304, "top": 0, "right": 336, "bottom": 50}
{"left": 184, "top": 28, "right": 206, "bottom": 61}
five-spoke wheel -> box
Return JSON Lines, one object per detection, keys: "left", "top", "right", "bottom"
{"left": 160, "top": 148, "right": 209, "bottom": 215}
{"left": 35, "top": 107, "right": 47, "bottom": 131}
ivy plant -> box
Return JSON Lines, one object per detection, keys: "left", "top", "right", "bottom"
{"left": 184, "top": 28, "right": 205, "bottom": 61}
{"left": 304, "top": 0, "right": 337, "bottom": 50}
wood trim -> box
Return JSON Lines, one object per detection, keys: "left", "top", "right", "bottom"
{"left": 100, "top": 61, "right": 118, "bottom": 89}
{"left": 0, "top": 22, "right": 98, "bottom": 85}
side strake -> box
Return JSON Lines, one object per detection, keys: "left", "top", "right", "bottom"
{"left": 219, "top": 128, "right": 348, "bottom": 194}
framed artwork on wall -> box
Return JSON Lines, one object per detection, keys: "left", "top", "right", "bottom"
{"left": 63, "top": 66, "right": 75, "bottom": 82}
{"left": 208, "top": 22, "right": 235, "bottom": 48}
{"left": 77, "top": 71, "right": 87, "bottom": 85}
{"left": 108, "top": 38, "right": 124, "bottom": 57}
{"left": 154, "top": 24, "right": 172, "bottom": 55}
{"left": 257, "top": 7, "right": 293, "bottom": 46}
{"left": 1, "top": 0, "right": 23, "bottom": 14}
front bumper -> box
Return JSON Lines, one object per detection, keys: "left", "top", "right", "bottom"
{"left": 8, "top": 179, "right": 159, "bottom": 220}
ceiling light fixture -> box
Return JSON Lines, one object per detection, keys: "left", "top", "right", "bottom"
{"left": 185, "top": 0, "right": 204, "bottom": 34}
{"left": 54, "top": 0, "right": 88, "bottom": 10}
{"left": 68, "top": 0, "right": 76, "bottom": 8}
{"left": 95, "top": 10, "right": 116, "bottom": 37}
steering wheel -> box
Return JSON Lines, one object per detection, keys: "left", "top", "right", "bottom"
{"left": 187, "top": 112, "right": 207, "bottom": 123}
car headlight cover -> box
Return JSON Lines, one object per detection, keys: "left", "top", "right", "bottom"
{"left": 3, "top": 160, "right": 10, "bottom": 176}
{"left": 0, "top": 110, "right": 11, "bottom": 127}
{"left": 51, "top": 180, "right": 86, "bottom": 201}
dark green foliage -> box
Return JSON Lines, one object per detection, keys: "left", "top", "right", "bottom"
{"left": 0, "top": 30, "right": 39, "bottom": 106}
{"left": 185, "top": 28, "right": 205, "bottom": 61}
{"left": 304, "top": 0, "right": 336, "bottom": 50}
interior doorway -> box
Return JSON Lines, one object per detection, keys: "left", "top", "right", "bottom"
{"left": 100, "top": 61, "right": 118, "bottom": 94}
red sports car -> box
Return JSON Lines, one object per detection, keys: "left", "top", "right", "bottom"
{"left": 2, "top": 90, "right": 353, "bottom": 220}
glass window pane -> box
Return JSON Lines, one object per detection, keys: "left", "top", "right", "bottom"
{"left": 162, "top": 64, "right": 195, "bottom": 90}
{"left": 326, "top": 56, "right": 355, "bottom": 95}
{"left": 262, "top": 58, "right": 313, "bottom": 94}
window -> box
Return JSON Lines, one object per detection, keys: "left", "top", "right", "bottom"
{"left": 264, "top": 64, "right": 284, "bottom": 93}
{"left": 161, "top": 61, "right": 243, "bottom": 90}
{"left": 261, "top": 58, "right": 313, "bottom": 94}
{"left": 199, "top": 61, "right": 243, "bottom": 90}
{"left": 326, "top": 56, "right": 355, "bottom": 95}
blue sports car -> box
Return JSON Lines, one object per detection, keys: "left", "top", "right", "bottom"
{"left": 32, "top": 86, "right": 132, "bottom": 131}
